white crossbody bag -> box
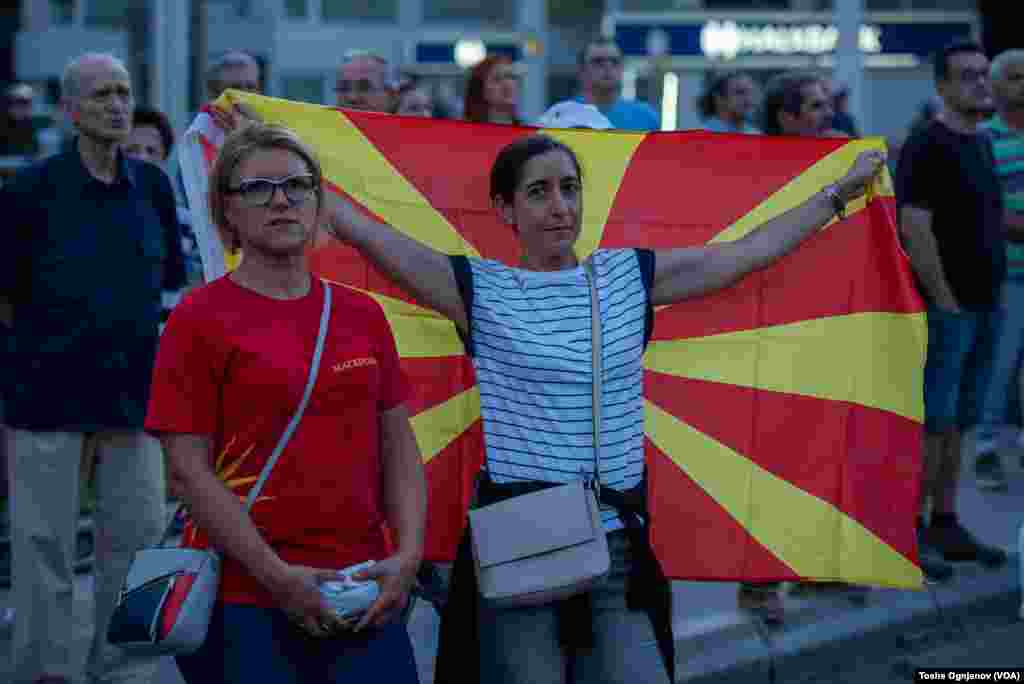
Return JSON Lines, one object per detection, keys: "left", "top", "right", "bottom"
{"left": 469, "top": 260, "right": 611, "bottom": 607}
{"left": 107, "top": 280, "right": 332, "bottom": 655}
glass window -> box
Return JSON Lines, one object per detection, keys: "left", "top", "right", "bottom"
{"left": 280, "top": 75, "right": 324, "bottom": 104}
{"left": 85, "top": 0, "right": 135, "bottom": 27}
{"left": 322, "top": 0, "right": 396, "bottom": 22}
{"left": 284, "top": 0, "right": 308, "bottom": 19}
{"left": 424, "top": 0, "right": 514, "bottom": 26}
{"left": 50, "top": 0, "right": 75, "bottom": 25}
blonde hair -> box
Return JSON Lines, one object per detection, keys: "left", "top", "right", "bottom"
{"left": 208, "top": 123, "right": 324, "bottom": 254}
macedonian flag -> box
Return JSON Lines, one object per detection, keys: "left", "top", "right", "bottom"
{"left": 181, "top": 91, "right": 925, "bottom": 589}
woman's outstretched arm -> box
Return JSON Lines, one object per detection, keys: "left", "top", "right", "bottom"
{"left": 325, "top": 194, "right": 469, "bottom": 335}
{"left": 649, "top": 149, "right": 886, "bottom": 306}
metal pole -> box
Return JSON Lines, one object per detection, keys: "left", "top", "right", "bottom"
{"left": 189, "top": 0, "right": 207, "bottom": 115}
{"left": 149, "top": 0, "right": 165, "bottom": 112}
{"left": 834, "top": 0, "right": 865, "bottom": 134}
{"left": 398, "top": 0, "right": 423, "bottom": 73}
{"left": 517, "top": 0, "right": 548, "bottom": 122}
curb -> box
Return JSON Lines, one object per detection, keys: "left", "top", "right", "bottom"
{"left": 672, "top": 557, "right": 1020, "bottom": 683}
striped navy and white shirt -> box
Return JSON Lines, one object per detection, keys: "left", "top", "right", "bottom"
{"left": 451, "top": 248, "right": 655, "bottom": 531}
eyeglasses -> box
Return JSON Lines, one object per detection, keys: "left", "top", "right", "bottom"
{"left": 587, "top": 56, "right": 622, "bottom": 68}
{"left": 227, "top": 174, "right": 318, "bottom": 208}
{"left": 953, "top": 68, "right": 989, "bottom": 84}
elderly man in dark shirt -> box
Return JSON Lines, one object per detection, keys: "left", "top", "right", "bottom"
{"left": 0, "top": 52, "right": 184, "bottom": 684}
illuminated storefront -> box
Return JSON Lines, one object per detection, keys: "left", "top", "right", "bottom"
{"left": 608, "top": 10, "right": 978, "bottom": 139}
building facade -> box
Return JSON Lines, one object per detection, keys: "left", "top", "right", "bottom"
{"left": 609, "top": 4, "right": 978, "bottom": 141}
{"left": 11, "top": 0, "right": 980, "bottom": 143}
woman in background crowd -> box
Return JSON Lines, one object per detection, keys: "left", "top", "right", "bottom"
{"left": 463, "top": 55, "right": 521, "bottom": 125}
{"left": 696, "top": 71, "right": 760, "bottom": 134}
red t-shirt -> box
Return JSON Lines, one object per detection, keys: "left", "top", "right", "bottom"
{"left": 145, "top": 277, "right": 409, "bottom": 607}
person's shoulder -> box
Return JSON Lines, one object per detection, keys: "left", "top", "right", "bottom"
{"left": 464, "top": 256, "right": 512, "bottom": 277}
{"left": 901, "top": 121, "right": 942, "bottom": 154}
{"left": 1, "top": 151, "right": 65, "bottom": 195}
{"left": 173, "top": 277, "right": 236, "bottom": 319}
{"left": 625, "top": 98, "right": 659, "bottom": 116}
{"left": 701, "top": 117, "right": 726, "bottom": 132}
{"left": 592, "top": 248, "right": 643, "bottom": 270}
{"left": 592, "top": 247, "right": 634, "bottom": 260}
{"left": 327, "top": 281, "right": 388, "bottom": 319}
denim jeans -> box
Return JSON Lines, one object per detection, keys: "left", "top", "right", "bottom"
{"left": 923, "top": 307, "right": 1001, "bottom": 433}
{"left": 974, "top": 278, "right": 1024, "bottom": 451}
{"left": 176, "top": 602, "right": 419, "bottom": 684}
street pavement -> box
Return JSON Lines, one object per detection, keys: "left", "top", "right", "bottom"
{"left": 2, "top": 438, "right": 1022, "bottom": 683}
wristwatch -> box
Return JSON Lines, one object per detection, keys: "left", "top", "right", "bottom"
{"left": 822, "top": 183, "right": 846, "bottom": 221}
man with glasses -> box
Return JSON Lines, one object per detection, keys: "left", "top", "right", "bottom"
{"left": 0, "top": 52, "right": 184, "bottom": 684}
{"left": 335, "top": 51, "right": 398, "bottom": 113}
{"left": 575, "top": 38, "right": 660, "bottom": 131}
{"left": 760, "top": 71, "right": 834, "bottom": 137}
{"left": 896, "top": 41, "right": 1008, "bottom": 583}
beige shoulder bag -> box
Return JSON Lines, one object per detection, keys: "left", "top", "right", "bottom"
{"left": 469, "top": 259, "right": 611, "bottom": 608}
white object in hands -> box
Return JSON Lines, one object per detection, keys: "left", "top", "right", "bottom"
{"left": 319, "top": 560, "right": 380, "bottom": 620}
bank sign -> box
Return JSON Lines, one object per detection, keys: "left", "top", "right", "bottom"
{"left": 615, "top": 19, "right": 972, "bottom": 61}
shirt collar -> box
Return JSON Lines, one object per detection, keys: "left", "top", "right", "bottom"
{"left": 64, "top": 138, "right": 138, "bottom": 190}
{"left": 987, "top": 114, "right": 1010, "bottom": 135}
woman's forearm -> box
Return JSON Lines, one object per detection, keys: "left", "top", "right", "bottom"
{"left": 324, "top": 195, "right": 468, "bottom": 332}
{"left": 734, "top": 189, "right": 842, "bottom": 274}
{"left": 167, "top": 436, "right": 290, "bottom": 592}
{"left": 378, "top": 407, "right": 427, "bottom": 564}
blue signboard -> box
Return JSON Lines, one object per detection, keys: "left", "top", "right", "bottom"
{"left": 615, "top": 20, "right": 972, "bottom": 60}
{"left": 416, "top": 42, "right": 521, "bottom": 64}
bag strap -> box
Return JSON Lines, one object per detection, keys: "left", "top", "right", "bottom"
{"left": 243, "top": 278, "right": 331, "bottom": 511}
{"left": 156, "top": 279, "right": 332, "bottom": 546}
{"left": 583, "top": 259, "right": 602, "bottom": 489}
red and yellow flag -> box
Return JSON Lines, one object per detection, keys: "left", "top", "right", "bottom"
{"left": 182, "top": 92, "right": 925, "bottom": 589}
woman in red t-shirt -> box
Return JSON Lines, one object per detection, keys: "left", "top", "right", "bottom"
{"left": 145, "top": 123, "right": 426, "bottom": 683}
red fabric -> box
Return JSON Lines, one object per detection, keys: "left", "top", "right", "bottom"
{"left": 159, "top": 573, "right": 196, "bottom": 641}
{"left": 145, "top": 277, "right": 409, "bottom": 607}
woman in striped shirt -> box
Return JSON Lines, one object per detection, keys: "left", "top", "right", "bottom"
{"left": 323, "top": 134, "right": 885, "bottom": 684}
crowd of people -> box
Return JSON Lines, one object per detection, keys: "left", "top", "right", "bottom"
{"left": 0, "top": 35, "right": 1020, "bottom": 684}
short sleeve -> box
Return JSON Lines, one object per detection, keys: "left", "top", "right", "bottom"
{"left": 370, "top": 298, "right": 410, "bottom": 412}
{"left": 894, "top": 127, "right": 936, "bottom": 212}
{"left": 448, "top": 254, "right": 476, "bottom": 355}
{"left": 145, "top": 297, "right": 222, "bottom": 436}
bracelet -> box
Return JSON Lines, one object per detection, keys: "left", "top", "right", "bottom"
{"left": 822, "top": 183, "right": 846, "bottom": 221}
